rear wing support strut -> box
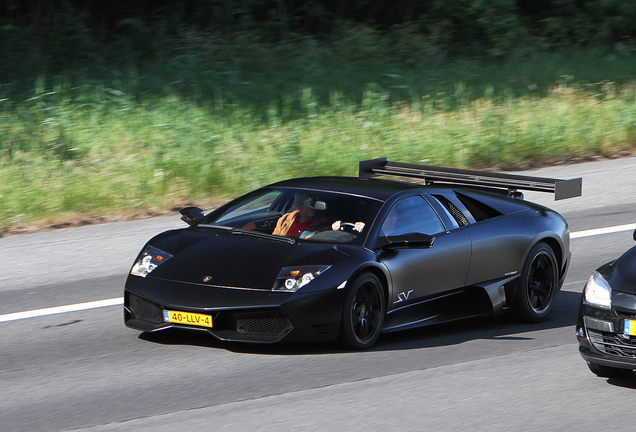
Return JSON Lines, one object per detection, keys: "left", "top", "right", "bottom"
{"left": 359, "top": 158, "right": 582, "bottom": 200}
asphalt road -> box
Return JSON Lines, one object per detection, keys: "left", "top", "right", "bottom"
{"left": 1, "top": 157, "right": 636, "bottom": 431}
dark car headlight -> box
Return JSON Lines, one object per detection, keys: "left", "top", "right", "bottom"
{"left": 130, "top": 246, "right": 173, "bottom": 278}
{"left": 273, "top": 266, "right": 331, "bottom": 292}
{"left": 584, "top": 271, "right": 611, "bottom": 309}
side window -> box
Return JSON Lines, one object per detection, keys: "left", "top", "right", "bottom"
{"left": 381, "top": 196, "right": 445, "bottom": 236}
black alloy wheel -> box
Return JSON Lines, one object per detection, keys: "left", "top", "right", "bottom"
{"left": 338, "top": 273, "right": 385, "bottom": 350}
{"left": 513, "top": 242, "right": 559, "bottom": 322}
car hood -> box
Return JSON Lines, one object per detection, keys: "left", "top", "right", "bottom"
{"left": 145, "top": 228, "right": 348, "bottom": 290}
{"left": 615, "top": 246, "right": 636, "bottom": 287}
{"left": 599, "top": 245, "right": 636, "bottom": 298}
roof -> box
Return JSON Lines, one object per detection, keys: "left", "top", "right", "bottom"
{"left": 267, "top": 176, "right": 423, "bottom": 201}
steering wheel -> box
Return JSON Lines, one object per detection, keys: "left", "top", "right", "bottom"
{"left": 338, "top": 222, "right": 358, "bottom": 232}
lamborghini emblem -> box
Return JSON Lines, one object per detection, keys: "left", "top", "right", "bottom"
{"left": 203, "top": 276, "right": 212, "bottom": 283}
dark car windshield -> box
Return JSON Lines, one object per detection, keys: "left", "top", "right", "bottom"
{"left": 200, "top": 188, "right": 383, "bottom": 245}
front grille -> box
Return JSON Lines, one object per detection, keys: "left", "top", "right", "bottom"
{"left": 230, "top": 312, "right": 292, "bottom": 336}
{"left": 616, "top": 310, "right": 636, "bottom": 319}
{"left": 588, "top": 329, "right": 636, "bottom": 357}
{"left": 129, "top": 293, "right": 164, "bottom": 324}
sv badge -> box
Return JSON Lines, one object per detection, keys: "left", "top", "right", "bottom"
{"left": 394, "top": 290, "right": 414, "bottom": 304}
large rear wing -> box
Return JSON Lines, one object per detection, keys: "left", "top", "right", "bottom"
{"left": 359, "top": 158, "right": 582, "bottom": 200}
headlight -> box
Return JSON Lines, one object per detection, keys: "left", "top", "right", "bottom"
{"left": 273, "top": 266, "right": 330, "bottom": 292}
{"left": 584, "top": 271, "right": 611, "bottom": 308}
{"left": 130, "top": 246, "right": 173, "bottom": 278}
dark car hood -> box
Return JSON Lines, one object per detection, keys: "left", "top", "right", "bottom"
{"left": 616, "top": 246, "right": 636, "bottom": 287}
{"left": 145, "top": 228, "right": 347, "bottom": 290}
{"left": 600, "top": 245, "right": 636, "bottom": 298}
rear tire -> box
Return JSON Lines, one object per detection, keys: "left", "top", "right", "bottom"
{"left": 338, "top": 273, "right": 385, "bottom": 350}
{"left": 513, "top": 242, "right": 559, "bottom": 323}
{"left": 587, "top": 362, "right": 632, "bottom": 378}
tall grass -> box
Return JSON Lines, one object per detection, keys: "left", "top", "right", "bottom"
{"left": 2, "top": 76, "right": 636, "bottom": 234}
{"left": 2, "top": 37, "right": 636, "bottom": 234}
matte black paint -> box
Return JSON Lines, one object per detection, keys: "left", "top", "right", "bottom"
{"left": 125, "top": 176, "right": 572, "bottom": 346}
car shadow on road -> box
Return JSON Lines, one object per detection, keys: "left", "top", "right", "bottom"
{"left": 606, "top": 375, "right": 636, "bottom": 387}
{"left": 139, "top": 290, "right": 582, "bottom": 356}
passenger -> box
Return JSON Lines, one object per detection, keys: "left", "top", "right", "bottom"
{"left": 272, "top": 194, "right": 329, "bottom": 238}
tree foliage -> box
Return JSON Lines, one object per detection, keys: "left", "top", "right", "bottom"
{"left": 1, "top": 0, "right": 635, "bottom": 103}
{"left": 1, "top": 0, "right": 635, "bottom": 47}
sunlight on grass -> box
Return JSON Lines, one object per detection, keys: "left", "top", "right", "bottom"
{"left": 1, "top": 76, "right": 636, "bottom": 233}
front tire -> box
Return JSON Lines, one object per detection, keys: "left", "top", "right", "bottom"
{"left": 587, "top": 362, "right": 632, "bottom": 378}
{"left": 513, "top": 242, "right": 559, "bottom": 323}
{"left": 338, "top": 273, "right": 385, "bottom": 350}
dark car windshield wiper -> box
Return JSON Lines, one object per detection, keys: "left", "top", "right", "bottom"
{"left": 197, "top": 224, "right": 234, "bottom": 231}
{"left": 231, "top": 228, "right": 296, "bottom": 244}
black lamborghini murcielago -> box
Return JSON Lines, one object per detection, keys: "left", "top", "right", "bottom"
{"left": 124, "top": 158, "right": 581, "bottom": 349}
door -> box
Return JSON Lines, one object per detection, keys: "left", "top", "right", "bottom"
{"left": 377, "top": 195, "right": 472, "bottom": 311}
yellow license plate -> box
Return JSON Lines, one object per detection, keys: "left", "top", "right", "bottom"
{"left": 624, "top": 319, "right": 636, "bottom": 336}
{"left": 163, "top": 310, "right": 213, "bottom": 328}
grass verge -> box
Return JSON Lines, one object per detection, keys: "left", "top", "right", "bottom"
{"left": 2, "top": 49, "right": 636, "bottom": 235}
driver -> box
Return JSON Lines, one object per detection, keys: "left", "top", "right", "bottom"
{"left": 272, "top": 194, "right": 329, "bottom": 238}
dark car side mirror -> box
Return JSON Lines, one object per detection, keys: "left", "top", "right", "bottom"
{"left": 180, "top": 207, "right": 205, "bottom": 227}
{"left": 376, "top": 232, "right": 435, "bottom": 249}
{"left": 633, "top": 229, "right": 636, "bottom": 242}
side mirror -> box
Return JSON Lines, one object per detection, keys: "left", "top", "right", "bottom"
{"left": 180, "top": 207, "right": 204, "bottom": 227}
{"left": 376, "top": 232, "right": 435, "bottom": 249}
{"left": 633, "top": 229, "right": 636, "bottom": 242}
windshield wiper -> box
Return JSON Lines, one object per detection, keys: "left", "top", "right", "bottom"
{"left": 197, "top": 224, "right": 234, "bottom": 231}
{"left": 231, "top": 228, "right": 296, "bottom": 244}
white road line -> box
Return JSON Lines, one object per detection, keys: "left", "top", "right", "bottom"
{"left": 570, "top": 223, "right": 636, "bottom": 239}
{"left": 0, "top": 297, "right": 123, "bottom": 323}
{"left": 1, "top": 222, "right": 635, "bottom": 323}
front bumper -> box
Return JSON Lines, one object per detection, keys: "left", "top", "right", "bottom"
{"left": 124, "top": 275, "right": 346, "bottom": 343}
{"left": 577, "top": 303, "right": 636, "bottom": 370}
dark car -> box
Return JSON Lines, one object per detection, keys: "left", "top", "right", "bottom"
{"left": 124, "top": 158, "right": 581, "bottom": 349}
{"left": 577, "top": 230, "right": 636, "bottom": 377}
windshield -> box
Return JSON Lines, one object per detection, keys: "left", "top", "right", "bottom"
{"left": 201, "top": 187, "right": 383, "bottom": 245}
